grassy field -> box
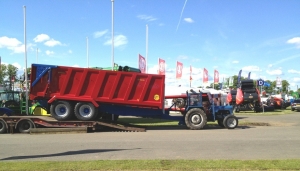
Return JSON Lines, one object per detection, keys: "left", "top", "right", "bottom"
{"left": 117, "top": 107, "right": 296, "bottom": 128}
{"left": 1, "top": 159, "right": 300, "bottom": 171}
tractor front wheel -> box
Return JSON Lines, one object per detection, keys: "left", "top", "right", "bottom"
{"left": 223, "top": 115, "right": 238, "bottom": 129}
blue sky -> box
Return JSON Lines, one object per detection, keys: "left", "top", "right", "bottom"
{"left": 1, "top": 0, "right": 300, "bottom": 90}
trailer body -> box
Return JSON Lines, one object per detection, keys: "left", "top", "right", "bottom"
{"left": 30, "top": 64, "right": 164, "bottom": 109}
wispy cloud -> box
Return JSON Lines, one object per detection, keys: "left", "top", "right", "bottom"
{"left": 104, "top": 35, "right": 128, "bottom": 47}
{"left": 242, "top": 65, "right": 261, "bottom": 72}
{"left": 184, "top": 18, "right": 194, "bottom": 23}
{"left": 176, "top": 0, "right": 188, "bottom": 32}
{"left": 177, "top": 55, "right": 188, "bottom": 60}
{"left": 266, "top": 69, "right": 282, "bottom": 76}
{"left": 270, "top": 54, "right": 300, "bottom": 66}
{"left": 94, "top": 30, "right": 108, "bottom": 38}
{"left": 232, "top": 60, "right": 239, "bottom": 64}
{"left": 137, "top": 15, "right": 157, "bottom": 22}
{"left": 288, "top": 69, "right": 300, "bottom": 74}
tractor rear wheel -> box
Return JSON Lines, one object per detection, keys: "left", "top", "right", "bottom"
{"left": 185, "top": 108, "right": 207, "bottom": 130}
{"left": 50, "top": 101, "right": 74, "bottom": 121}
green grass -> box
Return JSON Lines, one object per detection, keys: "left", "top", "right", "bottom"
{"left": 1, "top": 159, "right": 300, "bottom": 171}
{"left": 234, "top": 107, "right": 296, "bottom": 116}
{"left": 118, "top": 107, "right": 296, "bottom": 127}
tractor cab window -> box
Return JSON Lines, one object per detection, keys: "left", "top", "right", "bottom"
{"left": 189, "top": 94, "right": 200, "bottom": 106}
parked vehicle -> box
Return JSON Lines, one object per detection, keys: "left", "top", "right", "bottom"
{"left": 227, "top": 79, "right": 262, "bottom": 113}
{"left": 0, "top": 64, "right": 238, "bottom": 134}
{"left": 291, "top": 99, "right": 300, "bottom": 111}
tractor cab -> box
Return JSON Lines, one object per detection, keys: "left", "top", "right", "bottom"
{"left": 0, "top": 90, "right": 22, "bottom": 114}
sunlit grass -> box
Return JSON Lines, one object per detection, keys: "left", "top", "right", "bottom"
{"left": 1, "top": 159, "right": 300, "bottom": 171}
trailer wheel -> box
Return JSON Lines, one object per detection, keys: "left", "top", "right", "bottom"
{"left": 185, "top": 108, "right": 207, "bottom": 130}
{"left": 50, "top": 101, "right": 73, "bottom": 121}
{"left": 223, "top": 115, "right": 238, "bottom": 129}
{"left": 17, "top": 119, "right": 35, "bottom": 133}
{"left": 217, "top": 119, "right": 225, "bottom": 128}
{"left": 0, "top": 119, "right": 8, "bottom": 134}
{"left": 74, "top": 102, "right": 98, "bottom": 121}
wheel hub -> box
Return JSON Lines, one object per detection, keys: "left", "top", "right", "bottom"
{"left": 226, "top": 118, "right": 237, "bottom": 127}
{"left": 191, "top": 114, "right": 202, "bottom": 124}
{"left": 79, "top": 105, "right": 92, "bottom": 118}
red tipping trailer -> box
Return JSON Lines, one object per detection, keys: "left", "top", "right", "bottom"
{"left": 30, "top": 64, "right": 165, "bottom": 121}
{"left": 0, "top": 64, "right": 238, "bottom": 134}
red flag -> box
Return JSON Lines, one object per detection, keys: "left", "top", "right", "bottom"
{"left": 158, "top": 58, "right": 165, "bottom": 75}
{"left": 214, "top": 69, "right": 219, "bottom": 84}
{"left": 176, "top": 61, "right": 183, "bottom": 79}
{"left": 203, "top": 68, "right": 208, "bottom": 83}
{"left": 138, "top": 54, "right": 146, "bottom": 73}
{"left": 190, "top": 65, "right": 192, "bottom": 81}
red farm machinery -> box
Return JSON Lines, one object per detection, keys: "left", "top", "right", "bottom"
{"left": 227, "top": 79, "right": 262, "bottom": 113}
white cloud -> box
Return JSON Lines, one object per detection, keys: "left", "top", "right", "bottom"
{"left": 268, "top": 64, "right": 273, "bottom": 68}
{"left": 184, "top": 18, "right": 194, "bottom": 23}
{"left": 8, "top": 44, "right": 25, "bottom": 53}
{"left": 0, "top": 36, "right": 22, "bottom": 47}
{"left": 287, "top": 37, "right": 300, "bottom": 48}
{"left": 104, "top": 35, "right": 128, "bottom": 47}
{"left": 294, "top": 78, "right": 300, "bottom": 82}
{"left": 68, "top": 50, "right": 72, "bottom": 54}
{"left": 33, "top": 34, "right": 50, "bottom": 42}
{"left": 44, "top": 39, "right": 62, "bottom": 47}
{"left": 137, "top": 15, "right": 157, "bottom": 22}
{"left": 232, "top": 60, "right": 239, "bottom": 64}
{"left": 94, "top": 30, "right": 108, "bottom": 38}
{"left": 12, "top": 62, "right": 22, "bottom": 69}
{"left": 266, "top": 69, "right": 282, "bottom": 75}
{"left": 46, "top": 50, "right": 54, "bottom": 55}
{"left": 242, "top": 66, "right": 261, "bottom": 72}
{"left": 288, "top": 69, "right": 300, "bottom": 74}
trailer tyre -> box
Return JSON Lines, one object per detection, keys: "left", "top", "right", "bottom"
{"left": 74, "top": 102, "right": 98, "bottom": 121}
{"left": 185, "top": 108, "right": 207, "bottom": 130}
{"left": 17, "top": 119, "right": 35, "bottom": 133}
{"left": 0, "top": 119, "right": 8, "bottom": 134}
{"left": 223, "top": 115, "right": 238, "bottom": 129}
{"left": 50, "top": 101, "right": 73, "bottom": 121}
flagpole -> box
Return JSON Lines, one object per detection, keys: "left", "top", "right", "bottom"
{"left": 190, "top": 65, "right": 191, "bottom": 88}
{"left": 111, "top": 0, "right": 114, "bottom": 71}
{"left": 36, "top": 48, "right": 38, "bottom": 63}
{"left": 23, "top": 5, "right": 28, "bottom": 115}
{"left": 86, "top": 37, "right": 89, "bottom": 68}
{"left": 146, "top": 24, "right": 148, "bottom": 73}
